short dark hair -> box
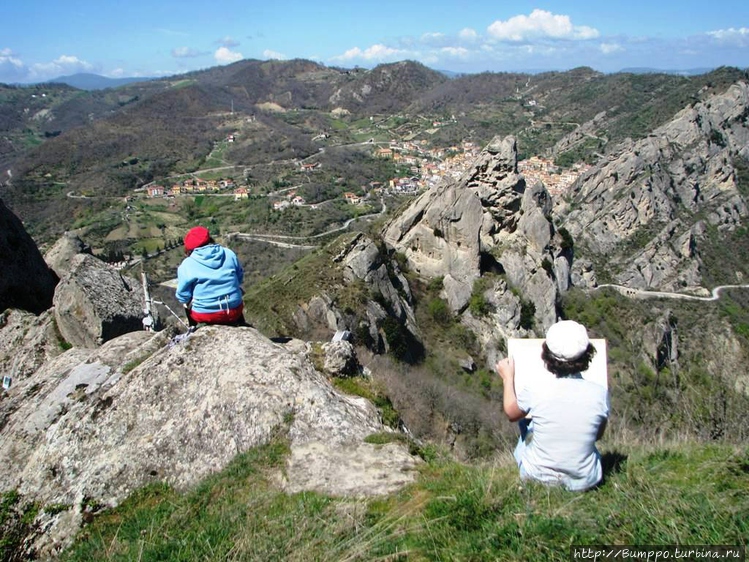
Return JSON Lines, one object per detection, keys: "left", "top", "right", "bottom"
{"left": 541, "top": 342, "right": 597, "bottom": 377}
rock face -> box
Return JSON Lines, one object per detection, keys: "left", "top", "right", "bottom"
{"left": 44, "top": 232, "right": 92, "bottom": 279}
{"left": 0, "top": 198, "right": 58, "bottom": 314}
{"left": 561, "top": 82, "right": 749, "bottom": 291}
{"left": 0, "top": 325, "right": 419, "bottom": 557}
{"left": 53, "top": 254, "right": 147, "bottom": 348}
{"left": 382, "top": 136, "right": 568, "bottom": 334}
{"left": 291, "top": 233, "right": 418, "bottom": 354}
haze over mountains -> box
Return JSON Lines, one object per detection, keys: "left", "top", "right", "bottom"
{"left": 43, "top": 64, "right": 727, "bottom": 91}
{"left": 45, "top": 73, "right": 151, "bottom": 91}
{"left": 3, "top": 59, "right": 746, "bottom": 231}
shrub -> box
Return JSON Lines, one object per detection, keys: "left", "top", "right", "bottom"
{"left": 427, "top": 276, "right": 444, "bottom": 292}
{"left": 519, "top": 299, "right": 536, "bottom": 330}
{"left": 380, "top": 317, "right": 424, "bottom": 364}
{"left": 428, "top": 298, "right": 453, "bottom": 326}
{"left": 469, "top": 292, "right": 490, "bottom": 317}
{"left": 558, "top": 227, "right": 574, "bottom": 251}
{"left": 541, "top": 258, "right": 553, "bottom": 276}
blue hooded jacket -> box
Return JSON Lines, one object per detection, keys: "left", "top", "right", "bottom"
{"left": 176, "top": 244, "right": 244, "bottom": 313}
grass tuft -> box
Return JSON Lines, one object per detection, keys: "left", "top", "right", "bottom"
{"left": 56, "top": 441, "right": 748, "bottom": 561}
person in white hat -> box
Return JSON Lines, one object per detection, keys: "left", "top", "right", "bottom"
{"left": 496, "top": 320, "right": 609, "bottom": 491}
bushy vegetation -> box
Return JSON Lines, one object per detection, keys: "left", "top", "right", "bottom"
{"left": 0, "top": 490, "right": 40, "bottom": 561}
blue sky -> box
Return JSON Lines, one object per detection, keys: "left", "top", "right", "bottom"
{"left": 2, "top": 0, "right": 748, "bottom": 83}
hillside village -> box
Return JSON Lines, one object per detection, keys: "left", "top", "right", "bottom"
{"left": 144, "top": 136, "right": 589, "bottom": 210}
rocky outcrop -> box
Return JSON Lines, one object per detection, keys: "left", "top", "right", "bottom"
{"left": 561, "top": 82, "right": 749, "bottom": 291}
{"left": 53, "top": 254, "right": 146, "bottom": 348}
{"left": 0, "top": 198, "right": 58, "bottom": 314}
{"left": 341, "top": 234, "right": 416, "bottom": 333}
{"left": 291, "top": 233, "right": 418, "bottom": 353}
{"left": 0, "top": 325, "right": 419, "bottom": 557}
{"left": 44, "top": 231, "right": 92, "bottom": 279}
{"left": 320, "top": 340, "right": 359, "bottom": 377}
{"left": 383, "top": 136, "right": 568, "bottom": 334}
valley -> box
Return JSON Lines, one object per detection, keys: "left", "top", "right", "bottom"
{"left": 1, "top": 59, "right": 749, "bottom": 559}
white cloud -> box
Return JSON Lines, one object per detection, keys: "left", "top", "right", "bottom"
{"left": 0, "top": 48, "right": 26, "bottom": 82}
{"left": 440, "top": 46, "right": 470, "bottom": 58}
{"left": 706, "top": 27, "right": 749, "bottom": 46}
{"left": 459, "top": 28, "right": 479, "bottom": 42}
{"left": 217, "top": 36, "right": 240, "bottom": 48}
{"left": 600, "top": 42, "right": 624, "bottom": 55}
{"left": 29, "top": 55, "right": 95, "bottom": 80}
{"left": 214, "top": 47, "right": 243, "bottom": 64}
{"left": 263, "top": 49, "right": 286, "bottom": 60}
{"left": 0, "top": 50, "right": 101, "bottom": 82}
{"left": 487, "top": 9, "right": 599, "bottom": 42}
{"left": 172, "top": 46, "right": 203, "bottom": 58}
{"left": 331, "top": 44, "right": 406, "bottom": 62}
{"left": 0, "top": 48, "right": 23, "bottom": 69}
{"left": 420, "top": 32, "right": 445, "bottom": 46}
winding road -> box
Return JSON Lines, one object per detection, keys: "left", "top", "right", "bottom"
{"left": 592, "top": 283, "right": 749, "bottom": 302}
{"left": 227, "top": 198, "right": 387, "bottom": 249}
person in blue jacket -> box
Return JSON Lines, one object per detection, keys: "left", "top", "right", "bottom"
{"left": 176, "top": 226, "right": 246, "bottom": 326}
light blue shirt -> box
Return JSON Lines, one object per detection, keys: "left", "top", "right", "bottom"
{"left": 176, "top": 244, "right": 244, "bottom": 313}
{"left": 515, "top": 374, "right": 609, "bottom": 491}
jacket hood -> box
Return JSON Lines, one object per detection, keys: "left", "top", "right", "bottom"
{"left": 190, "top": 244, "right": 226, "bottom": 269}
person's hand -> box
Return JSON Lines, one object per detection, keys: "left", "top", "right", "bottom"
{"left": 495, "top": 356, "right": 515, "bottom": 383}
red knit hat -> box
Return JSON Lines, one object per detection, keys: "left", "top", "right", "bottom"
{"left": 184, "top": 226, "right": 211, "bottom": 251}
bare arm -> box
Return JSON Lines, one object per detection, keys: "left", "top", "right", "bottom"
{"left": 596, "top": 418, "right": 607, "bottom": 441}
{"left": 496, "top": 357, "right": 527, "bottom": 422}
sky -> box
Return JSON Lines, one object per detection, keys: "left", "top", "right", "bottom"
{"left": 2, "top": 0, "right": 749, "bottom": 84}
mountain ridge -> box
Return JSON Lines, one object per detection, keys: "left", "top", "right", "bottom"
{"left": 45, "top": 73, "right": 155, "bottom": 91}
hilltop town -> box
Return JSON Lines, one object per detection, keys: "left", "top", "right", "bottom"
{"left": 143, "top": 135, "right": 589, "bottom": 211}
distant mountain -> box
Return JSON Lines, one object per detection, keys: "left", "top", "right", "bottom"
{"left": 4, "top": 59, "right": 747, "bottom": 245}
{"left": 47, "top": 73, "right": 154, "bottom": 90}
{"left": 435, "top": 69, "right": 465, "bottom": 79}
{"left": 618, "top": 67, "right": 715, "bottom": 76}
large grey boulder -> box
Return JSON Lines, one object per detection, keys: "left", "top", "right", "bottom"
{"left": 0, "top": 325, "right": 419, "bottom": 557}
{"left": 320, "top": 340, "right": 359, "bottom": 377}
{"left": 44, "top": 232, "right": 92, "bottom": 279}
{"left": 53, "top": 254, "right": 146, "bottom": 348}
{"left": 0, "top": 198, "right": 58, "bottom": 314}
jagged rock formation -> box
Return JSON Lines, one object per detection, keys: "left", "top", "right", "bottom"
{"left": 0, "top": 323, "right": 419, "bottom": 557}
{"left": 290, "top": 233, "right": 417, "bottom": 354}
{"left": 341, "top": 234, "right": 417, "bottom": 345}
{"left": 44, "top": 231, "right": 92, "bottom": 279}
{"left": 0, "top": 198, "right": 59, "bottom": 314}
{"left": 53, "top": 253, "right": 147, "bottom": 348}
{"left": 383, "top": 136, "right": 569, "bottom": 335}
{"left": 561, "top": 82, "right": 749, "bottom": 291}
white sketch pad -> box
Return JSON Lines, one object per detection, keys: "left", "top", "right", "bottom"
{"left": 507, "top": 338, "right": 608, "bottom": 396}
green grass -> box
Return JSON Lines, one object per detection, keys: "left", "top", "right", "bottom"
{"left": 333, "top": 376, "right": 400, "bottom": 428}
{"left": 57, "top": 440, "right": 748, "bottom": 561}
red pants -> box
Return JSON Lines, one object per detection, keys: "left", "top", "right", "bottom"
{"left": 188, "top": 303, "right": 245, "bottom": 325}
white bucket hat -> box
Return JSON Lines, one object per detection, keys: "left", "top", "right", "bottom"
{"left": 545, "top": 320, "right": 590, "bottom": 361}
